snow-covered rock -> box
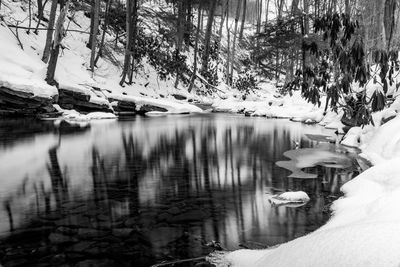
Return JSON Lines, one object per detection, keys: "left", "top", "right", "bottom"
{"left": 109, "top": 94, "right": 203, "bottom": 114}
{"left": 269, "top": 191, "right": 310, "bottom": 206}
{"left": 362, "top": 115, "right": 400, "bottom": 164}
{"left": 341, "top": 126, "right": 363, "bottom": 147}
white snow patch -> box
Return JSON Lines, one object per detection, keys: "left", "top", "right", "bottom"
{"left": 269, "top": 191, "right": 310, "bottom": 206}
{"left": 362, "top": 115, "right": 400, "bottom": 164}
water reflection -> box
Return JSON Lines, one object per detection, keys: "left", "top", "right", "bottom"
{"left": 0, "top": 115, "right": 359, "bottom": 266}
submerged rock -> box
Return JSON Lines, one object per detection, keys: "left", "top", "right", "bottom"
{"left": 48, "top": 233, "right": 78, "bottom": 244}
{"left": 167, "top": 210, "right": 209, "bottom": 223}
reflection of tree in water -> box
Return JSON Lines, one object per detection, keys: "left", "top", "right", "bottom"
{"left": 0, "top": 137, "right": 155, "bottom": 266}
{"left": 47, "top": 144, "right": 69, "bottom": 209}
{"left": 0, "top": 119, "right": 359, "bottom": 266}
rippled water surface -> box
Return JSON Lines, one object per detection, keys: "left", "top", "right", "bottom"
{"left": 0, "top": 114, "right": 360, "bottom": 266}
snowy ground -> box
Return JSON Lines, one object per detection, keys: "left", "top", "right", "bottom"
{"left": 0, "top": 0, "right": 215, "bottom": 118}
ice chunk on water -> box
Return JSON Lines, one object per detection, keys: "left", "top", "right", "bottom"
{"left": 276, "top": 147, "right": 353, "bottom": 179}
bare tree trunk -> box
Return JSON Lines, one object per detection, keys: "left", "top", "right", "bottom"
{"left": 256, "top": 0, "right": 261, "bottom": 35}
{"left": 225, "top": 0, "right": 231, "bottom": 85}
{"left": 200, "top": 0, "right": 218, "bottom": 73}
{"left": 46, "top": 0, "right": 71, "bottom": 85}
{"left": 27, "top": 0, "right": 32, "bottom": 34}
{"left": 120, "top": 0, "right": 132, "bottom": 86}
{"left": 239, "top": 0, "right": 247, "bottom": 41}
{"left": 184, "top": 0, "right": 192, "bottom": 46}
{"left": 35, "top": 0, "right": 49, "bottom": 34}
{"left": 188, "top": 6, "right": 202, "bottom": 93}
{"left": 174, "top": 0, "right": 185, "bottom": 88}
{"left": 285, "top": 0, "right": 300, "bottom": 85}
{"left": 375, "top": 0, "right": 386, "bottom": 49}
{"left": 384, "top": 0, "right": 396, "bottom": 51}
{"left": 218, "top": 0, "right": 227, "bottom": 40}
{"left": 94, "top": 0, "right": 112, "bottom": 66}
{"left": 128, "top": 0, "right": 138, "bottom": 84}
{"left": 42, "top": 0, "right": 58, "bottom": 63}
{"left": 90, "top": 0, "right": 100, "bottom": 72}
{"left": 120, "top": 0, "right": 139, "bottom": 86}
{"left": 345, "top": 0, "right": 350, "bottom": 15}
{"left": 264, "top": 0, "right": 270, "bottom": 32}
{"left": 200, "top": 8, "right": 204, "bottom": 32}
{"left": 303, "top": 0, "right": 309, "bottom": 66}
{"left": 87, "top": 0, "right": 95, "bottom": 48}
{"left": 230, "top": 0, "right": 243, "bottom": 81}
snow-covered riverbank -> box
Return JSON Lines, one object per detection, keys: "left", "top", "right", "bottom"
{"left": 0, "top": 0, "right": 212, "bottom": 118}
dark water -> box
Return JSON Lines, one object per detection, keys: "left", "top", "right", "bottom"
{"left": 0, "top": 114, "right": 360, "bottom": 267}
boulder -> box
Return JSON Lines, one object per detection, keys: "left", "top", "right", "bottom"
{"left": 167, "top": 210, "right": 208, "bottom": 223}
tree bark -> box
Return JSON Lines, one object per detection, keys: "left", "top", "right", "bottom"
{"left": 128, "top": 0, "right": 138, "bottom": 84}
{"left": 42, "top": 0, "right": 58, "bottom": 63}
{"left": 345, "top": 0, "right": 350, "bottom": 16}
{"left": 46, "top": 0, "right": 70, "bottom": 85}
{"left": 264, "top": 0, "right": 270, "bottom": 32}
{"left": 230, "top": 0, "right": 243, "bottom": 81}
{"left": 188, "top": 6, "right": 202, "bottom": 93}
{"left": 94, "top": 0, "right": 112, "bottom": 66}
{"left": 90, "top": 0, "right": 100, "bottom": 72}
{"left": 87, "top": 0, "right": 95, "bottom": 49}
{"left": 200, "top": 0, "right": 218, "bottom": 73}
{"left": 120, "top": 0, "right": 132, "bottom": 86}
{"left": 35, "top": 0, "right": 49, "bottom": 35}
{"left": 218, "top": 0, "right": 227, "bottom": 41}
{"left": 174, "top": 0, "right": 185, "bottom": 88}
{"left": 27, "top": 0, "right": 32, "bottom": 34}
{"left": 384, "top": 0, "right": 396, "bottom": 51}
{"left": 239, "top": 0, "right": 247, "bottom": 41}
{"left": 225, "top": 0, "right": 231, "bottom": 85}
{"left": 184, "top": 0, "right": 192, "bottom": 46}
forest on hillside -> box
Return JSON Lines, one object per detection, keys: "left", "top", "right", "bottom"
{"left": 1, "top": 0, "right": 400, "bottom": 125}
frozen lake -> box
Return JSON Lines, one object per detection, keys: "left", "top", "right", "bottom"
{"left": 0, "top": 114, "right": 362, "bottom": 266}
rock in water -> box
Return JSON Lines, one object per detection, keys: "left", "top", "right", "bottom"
{"left": 269, "top": 191, "right": 310, "bottom": 206}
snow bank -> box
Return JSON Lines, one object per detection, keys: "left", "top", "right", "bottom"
{"left": 213, "top": 91, "right": 326, "bottom": 125}
{"left": 362, "top": 115, "right": 400, "bottom": 164}
{"left": 0, "top": 75, "right": 58, "bottom": 99}
{"left": 0, "top": 26, "right": 57, "bottom": 99}
{"left": 340, "top": 109, "right": 398, "bottom": 150}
